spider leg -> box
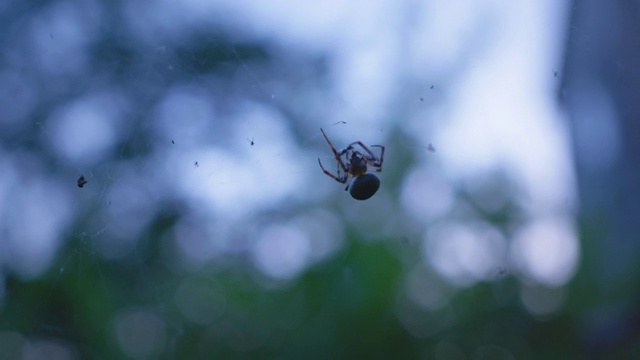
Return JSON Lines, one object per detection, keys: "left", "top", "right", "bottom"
{"left": 318, "top": 158, "right": 349, "bottom": 184}
{"left": 320, "top": 128, "right": 349, "bottom": 175}
{"left": 344, "top": 141, "right": 378, "bottom": 162}
{"left": 336, "top": 157, "right": 343, "bottom": 177}
{"left": 370, "top": 145, "right": 385, "bottom": 171}
{"left": 345, "top": 141, "right": 385, "bottom": 171}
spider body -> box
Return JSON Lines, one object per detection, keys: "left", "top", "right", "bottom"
{"left": 349, "top": 173, "right": 380, "bottom": 200}
{"left": 318, "top": 128, "right": 385, "bottom": 200}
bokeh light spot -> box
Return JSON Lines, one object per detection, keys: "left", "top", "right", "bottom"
{"left": 252, "top": 224, "right": 311, "bottom": 281}
{"left": 510, "top": 217, "right": 579, "bottom": 287}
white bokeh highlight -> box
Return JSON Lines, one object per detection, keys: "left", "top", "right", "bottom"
{"left": 48, "top": 93, "right": 125, "bottom": 167}
{"left": 252, "top": 224, "right": 311, "bottom": 281}
{"left": 424, "top": 222, "right": 508, "bottom": 287}
{"left": 511, "top": 217, "right": 579, "bottom": 287}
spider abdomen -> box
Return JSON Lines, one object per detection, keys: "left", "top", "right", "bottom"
{"left": 349, "top": 173, "right": 380, "bottom": 200}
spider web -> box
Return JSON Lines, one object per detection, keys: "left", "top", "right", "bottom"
{"left": 0, "top": 1, "right": 584, "bottom": 358}
{"left": 1, "top": 1, "right": 435, "bottom": 321}
{"left": 23, "top": 13, "right": 380, "bottom": 338}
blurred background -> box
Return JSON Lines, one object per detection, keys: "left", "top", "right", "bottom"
{"left": 1, "top": 0, "right": 639, "bottom": 358}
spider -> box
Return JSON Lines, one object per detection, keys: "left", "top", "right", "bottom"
{"left": 317, "top": 128, "right": 385, "bottom": 200}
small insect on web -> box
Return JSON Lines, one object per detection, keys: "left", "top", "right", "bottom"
{"left": 77, "top": 175, "right": 88, "bottom": 188}
{"left": 317, "top": 128, "right": 385, "bottom": 200}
